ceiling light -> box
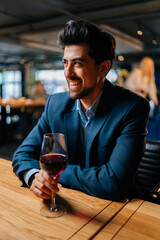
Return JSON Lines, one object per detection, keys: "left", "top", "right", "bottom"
{"left": 152, "top": 39, "right": 157, "bottom": 45}
{"left": 137, "top": 21, "right": 143, "bottom": 36}
{"left": 137, "top": 30, "right": 143, "bottom": 36}
{"left": 29, "top": 61, "right": 34, "bottom": 66}
{"left": 20, "top": 58, "right": 25, "bottom": 64}
{"left": 118, "top": 56, "right": 124, "bottom": 61}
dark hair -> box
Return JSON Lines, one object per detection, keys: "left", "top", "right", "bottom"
{"left": 57, "top": 19, "right": 116, "bottom": 66}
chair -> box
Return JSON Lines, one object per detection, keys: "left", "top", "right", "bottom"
{"left": 136, "top": 139, "right": 160, "bottom": 204}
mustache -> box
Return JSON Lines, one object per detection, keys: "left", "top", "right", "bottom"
{"left": 67, "top": 77, "right": 82, "bottom": 81}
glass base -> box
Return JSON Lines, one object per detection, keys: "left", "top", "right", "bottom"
{"left": 40, "top": 204, "right": 66, "bottom": 218}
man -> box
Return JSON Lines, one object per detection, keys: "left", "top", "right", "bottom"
{"left": 13, "top": 20, "right": 150, "bottom": 201}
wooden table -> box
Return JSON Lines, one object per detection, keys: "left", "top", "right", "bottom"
{"left": 0, "top": 158, "right": 159, "bottom": 240}
{"left": 93, "top": 199, "right": 160, "bottom": 240}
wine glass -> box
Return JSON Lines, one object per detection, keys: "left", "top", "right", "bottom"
{"left": 40, "top": 133, "right": 67, "bottom": 218}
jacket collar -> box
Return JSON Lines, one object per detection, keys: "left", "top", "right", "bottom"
{"left": 64, "top": 79, "right": 115, "bottom": 166}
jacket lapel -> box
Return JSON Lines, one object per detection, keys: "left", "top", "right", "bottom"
{"left": 64, "top": 107, "right": 81, "bottom": 164}
{"left": 85, "top": 80, "right": 115, "bottom": 167}
{"left": 64, "top": 80, "right": 116, "bottom": 167}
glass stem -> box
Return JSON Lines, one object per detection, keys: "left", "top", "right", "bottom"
{"left": 50, "top": 190, "right": 56, "bottom": 211}
{"left": 50, "top": 175, "right": 57, "bottom": 211}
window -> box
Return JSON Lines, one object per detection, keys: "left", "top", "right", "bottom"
{"left": 0, "top": 71, "right": 22, "bottom": 99}
{"left": 106, "top": 69, "right": 118, "bottom": 83}
{"left": 35, "top": 70, "right": 67, "bottom": 94}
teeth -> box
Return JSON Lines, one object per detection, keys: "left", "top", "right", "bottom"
{"left": 69, "top": 81, "right": 80, "bottom": 86}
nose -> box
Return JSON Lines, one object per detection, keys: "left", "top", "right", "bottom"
{"left": 64, "top": 62, "right": 74, "bottom": 78}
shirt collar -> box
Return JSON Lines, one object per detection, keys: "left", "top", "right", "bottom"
{"left": 76, "top": 92, "right": 102, "bottom": 121}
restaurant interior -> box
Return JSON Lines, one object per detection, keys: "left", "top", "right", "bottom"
{"left": 0, "top": 1, "right": 160, "bottom": 239}
{"left": 1, "top": 0, "right": 160, "bottom": 160}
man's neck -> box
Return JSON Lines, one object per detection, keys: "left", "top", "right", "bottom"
{"left": 80, "top": 89, "right": 104, "bottom": 112}
{"left": 80, "top": 90, "right": 103, "bottom": 114}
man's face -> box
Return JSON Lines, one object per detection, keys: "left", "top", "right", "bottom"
{"left": 63, "top": 44, "right": 105, "bottom": 105}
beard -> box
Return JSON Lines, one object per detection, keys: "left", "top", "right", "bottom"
{"left": 67, "top": 75, "right": 103, "bottom": 100}
{"left": 69, "top": 85, "right": 96, "bottom": 100}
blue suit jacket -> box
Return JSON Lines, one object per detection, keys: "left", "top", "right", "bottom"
{"left": 13, "top": 80, "right": 150, "bottom": 200}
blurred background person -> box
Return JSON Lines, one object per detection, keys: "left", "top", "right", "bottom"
{"left": 116, "top": 68, "right": 129, "bottom": 87}
{"left": 19, "top": 81, "right": 49, "bottom": 139}
{"left": 30, "top": 81, "right": 49, "bottom": 102}
{"left": 125, "top": 57, "right": 158, "bottom": 107}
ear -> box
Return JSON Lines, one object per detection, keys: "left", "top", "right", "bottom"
{"left": 99, "top": 60, "right": 111, "bottom": 77}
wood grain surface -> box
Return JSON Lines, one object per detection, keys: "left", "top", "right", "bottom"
{"left": 1, "top": 158, "right": 159, "bottom": 240}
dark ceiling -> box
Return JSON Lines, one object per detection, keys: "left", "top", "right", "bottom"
{"left": 0, "top": 0, "right": 160, "bottom": 70}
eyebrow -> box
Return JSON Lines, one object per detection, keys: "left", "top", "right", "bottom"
{"left": 63, "top": 57, "right": 86, "bottom": 62}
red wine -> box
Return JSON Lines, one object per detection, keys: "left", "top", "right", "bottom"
{"left": 40, "top": 153, "right": 67, "bottom": 175}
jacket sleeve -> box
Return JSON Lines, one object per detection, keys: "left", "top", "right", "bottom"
{"left": 12, "top": 96, "right": 51, "bottom": 185}
{"left": 59, "top": 98, "right": 150, "bottom": 201}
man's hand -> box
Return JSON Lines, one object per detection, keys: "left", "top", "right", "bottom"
{"left": 30, "top": 169, "right": 60, "bottom": 199}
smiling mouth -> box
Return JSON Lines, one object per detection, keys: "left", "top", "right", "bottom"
{"left": 69, "top": 80, "right": 81, "bottom": 86}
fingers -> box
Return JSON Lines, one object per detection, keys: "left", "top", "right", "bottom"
{"left": 30, "top": 170, "right": 60, "bottom": 199}
{"left": 42, "top": 170, "right": 60, "bottom": 185}
{"left": 30, "top": 182, "right": 51, "bottom": 199}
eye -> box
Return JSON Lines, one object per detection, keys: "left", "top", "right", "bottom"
{"left": 74, "top": 61, "right": 82, "bottom": 66}
{"left": 62, "top": 60, "right": 67, "bottom": 66}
